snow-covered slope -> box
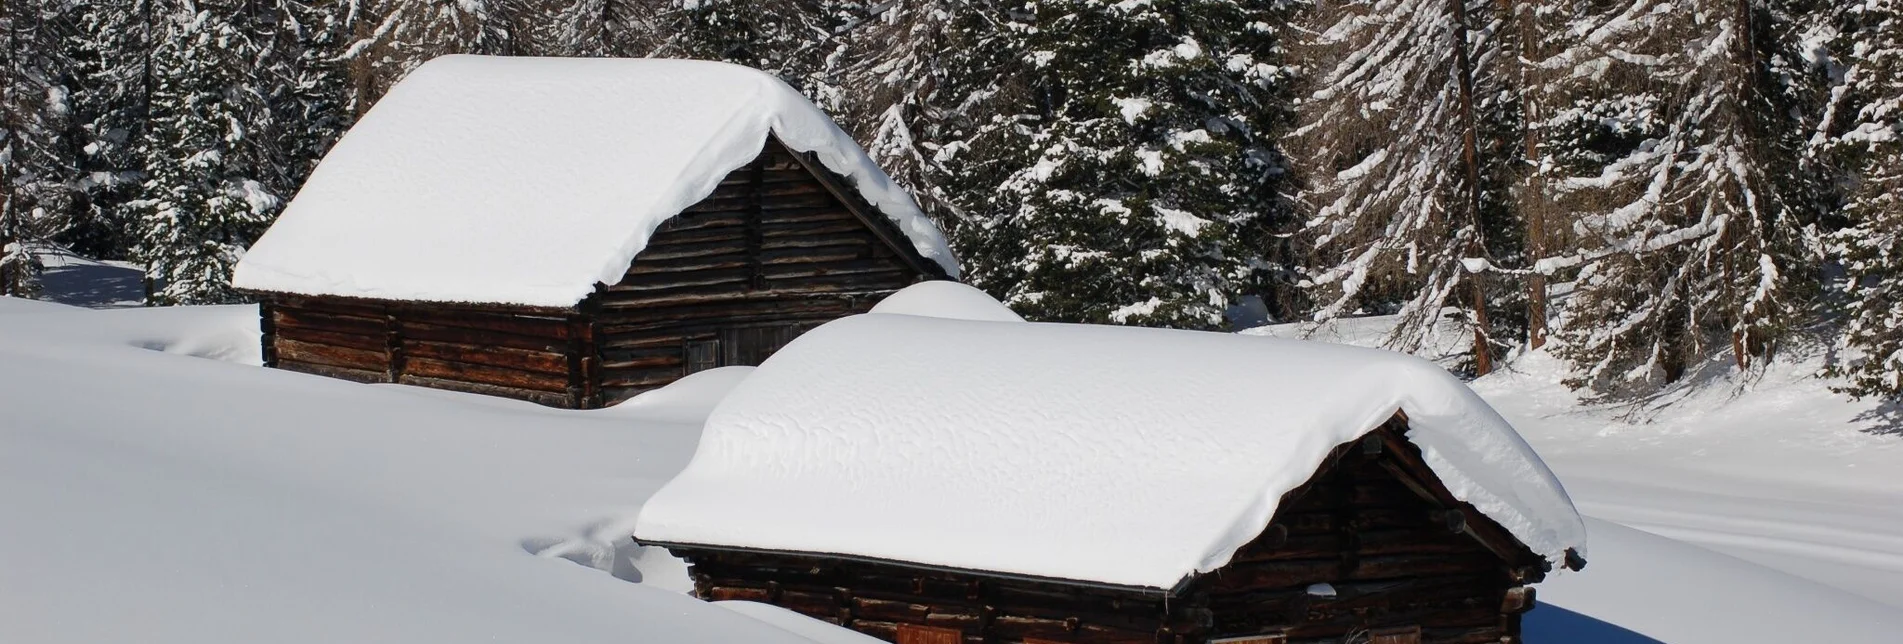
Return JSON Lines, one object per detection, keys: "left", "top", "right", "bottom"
{"left": 4, "top": 297, "right": 1900, "bottom": 643}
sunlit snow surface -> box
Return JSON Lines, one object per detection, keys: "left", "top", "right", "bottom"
{"left": 4, "top": 292, "right": 1900, "bottom": 642}
{"left": 232, "top": 56, "right": 956, "bottom": 307}
{"left": 636, "top": 312, "right": 1586, "bottom": 589}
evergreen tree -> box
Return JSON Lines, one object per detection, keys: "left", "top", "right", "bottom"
{"left": 338, "top": 0, "right": 517, "bottom": 112}
{"left": 1290, "top": 0, "right": 1524, "bottom": 372}
{"left": 64, "top": 0, "right": 153, "bottom": 260}
{"left": 1827, "top": 0, "right": 1903, "bottom": 399}
{"left": 660, "top": 0, "right": 860, "bottom": 109}
{"left": 927, "top": 0, "right": 1297, "bottom": 330}
{"left": 1546, "top": 0, "right": 1824, "bottom": 393}
{"left": 1, "top": 0, "right": 82, "bottom": 297}
{"left": 134, "top": 0, "right": 274, "bottom": 304}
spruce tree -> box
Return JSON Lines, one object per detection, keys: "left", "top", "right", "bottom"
{"left": 661, "top": 0, "right": 860, "bottom": 109}
{"left": 1547, "top": 0, "right": 1823, "bottom": 393}
{"left": 0, "top": 0, "right": 81, "bottom": 297}
{"left": 134, "top": 0, "right": 271, "bottom": 304}
{"left": 1827, "top": 0, "right": 1903, "bottom": 399}
{"left": 64, "top": 0, "right": 153, "bottom": 259}
{"left": 930, "top": 0, "right": 1297, "bottom": 329}
{"left": 338, "top": 0, "right": 517, "bottom": 112}
{"left": 1290, "top": 0, "right": 1524, "bottom": 371}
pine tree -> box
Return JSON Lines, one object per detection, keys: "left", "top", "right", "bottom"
{"left": 1827, "top": 0, "right": 1903, "bottom": 399}
{"left": 931, "top": 0, "right": 1298, "bottom": 329}
{"left": 1546, "top": 0, "right": 1824, "bottom": 393}
{"left": 1290, "top": 0, "right": 1524, "bottom": 371}
{"left": 0, "top": 0, "right": 82, "bottom": 297}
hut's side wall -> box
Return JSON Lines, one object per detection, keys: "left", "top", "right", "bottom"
{"left": 592, "top": 139, "right": 932, "bottom": 404}
{"left": 262, "top": 295, "right": 592, "bottom": 408}
{"left": 676, "top": 549, "right": 1200, "bottom": 644}
{"left": 1193, "top": 425, "right": 1537, "bottom": 644}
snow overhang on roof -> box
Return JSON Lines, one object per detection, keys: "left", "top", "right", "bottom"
{"left": 232, "top": 55, "right": 957, "bottom": 308}
{"left": 632, "top": 312, "right": 1589, "bottom": 591}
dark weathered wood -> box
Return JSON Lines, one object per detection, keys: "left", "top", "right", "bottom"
{"left": 276, "top": 338, "right": 387, "bottom": 371}
{"left": 403, "top": 356, "right": 570, "bottom": 393}
{"left": 275, "top": 359, "right": 388, "bottom": 383}
{"left": 402, "top": 339, "right": 568, "bottom": 374}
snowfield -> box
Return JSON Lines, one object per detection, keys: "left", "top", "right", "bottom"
{"left": 4, "top": 296, "right": 1901, "bottom": 642}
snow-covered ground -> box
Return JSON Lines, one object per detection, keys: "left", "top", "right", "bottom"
{"left": 4, "top": 296, "right": 1900, "bottom": 642}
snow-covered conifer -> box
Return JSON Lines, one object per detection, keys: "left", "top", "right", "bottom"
{"left": 0, "top": 0, "right": 82, "bottom": 297}
{"left": 1290, "top": 0, "right": 1523, "bottom": 372}
{"left": 929, "top": 0, "right": 1298, "bottom": 329}
{"left": 338, "top": 0, "right": 517, "bottom": 112}
{"left": 1545, "top": 0, "right": 1823, "bottom": 392}
{"left": 1826, "top": 0, "right": 1903, "bottom": 399}
{"left": 64, "top": 0, "right": 153, "bottom": 259}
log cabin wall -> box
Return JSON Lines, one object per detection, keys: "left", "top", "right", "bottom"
{"left": 589, "top": 138, "right": 939, "bottom": 404}
{"left": 674, "top": 548, "right": 1205, "bottom": 644}
{"left": 260, "top": 294, "right": 592, "bottom": 408}
{"left": 1191, "top": 422, "right": 1539, "bottom": 644}
{"left": 659, "top": 421, "right": 1540, "bottom": 644}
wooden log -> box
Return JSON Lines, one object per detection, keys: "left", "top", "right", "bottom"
{"left": 656, "top": 211, "right": 749, "bottom": 232}
{"left": 600, "top": 368, "right": 683, "bottom": 389}
{"left": 401, "top": 339, "right": 569, "bottom": 375}
{"left": 397, "top": 375, "right": 574, "bottom": 407}
{"left": 1204, "top": 554, "right": 1500, "bottom": 592}
{"left": 272, "top": 307, "right": 388, "bottom": 337}
{"left": 720, "top": 168, "right": 823, "bottom": 187}
{"left": 759, "top": 219, "right": 867, "bottom": 239}
{"left": 756, "top": 206, "right": 858, "bottom": 226}
{"left": 275, "top": 359, "right": 389, "bottom": 383}
{"left": 276, "top": 338, "right": 388, "bottom": 371}
{"left": 397, "top": 321, "right": 568, "bottom": 353}
{"left": 394, "top": 307, "right": 573, "bottom": 338}
{"left": 760, "top": 261, "right": 910, "bottom": 281}
{"left": 274, "top": 326, "right": 389, "bottom": 352}
{"left": 636, "top": 240, "right": 754, "bottom": 262}
{"left": 758, "top": 192, "right": 837, "bottom": 211}
{"left": 271, "top": 295, "right": 388, "bottom": 319}
{"left": 403, "top": 356, "right": 571, "bottom": 393}
{"left": 608, "top": 267, "right": 755, "bottom": 292}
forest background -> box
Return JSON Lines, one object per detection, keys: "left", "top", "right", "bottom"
{"left": 1, "top": 0, "right": 1900, "bottom": 403}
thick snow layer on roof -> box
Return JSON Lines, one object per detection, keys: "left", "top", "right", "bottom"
{"left": 635, "top": 314, "right": 1587, "bottom": 590}
{"left": 233, "top": 55, "right": 956, "bottom": 307}
{"left": 866, "top": 281, "right": 1024, "bottom": 322}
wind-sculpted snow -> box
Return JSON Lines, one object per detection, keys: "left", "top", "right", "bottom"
{"left": 233, "top": 56, "right": 956, "bottom": 307}
{"left": 636, "top": 313, "right": 1587, "bottom": 589}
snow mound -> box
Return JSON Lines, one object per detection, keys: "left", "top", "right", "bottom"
{"left": 635, "top": 314, "right": 1587, "bottom": 589}
{"left": 602, "top": 366, "right": 755, "bottom": 424}
{"left": 867, "top": 281, "right": 1024, "bottom": 322}
{"left": 233, "top": 55, "right": 957, "bottom": 307}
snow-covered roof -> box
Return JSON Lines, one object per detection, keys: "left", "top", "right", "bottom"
{"left": 232, "top": 55, "right": 957, "bottom": 308}
{"left": 634, "top": 308, "right": 1587, "bottom": 591}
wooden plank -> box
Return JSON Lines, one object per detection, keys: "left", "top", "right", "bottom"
{"left": 397, "top": 320, "right": 568, "bottom": 353}
{"left": 600, "top": 367, "right": 684, "bottom": 388}
{"left": 395, "top": 307, "right": 573, "bottom": 338}
{"left": 275, "top": 326, "right": 388, "bottom": 352}
{"left": 775, "top": 136, "right": 949, "bottom": 280}
{"left": 401, "top": 339, "right": 569, "bottom": 375}
{"left": 272, "top": 307, "right": 388, "bottom": 337}
{"left": 895, "top": 624, "right": 962, "bottom": 644}
{"left": 403, "top": 356, "right": 570, "bottom": 393}
{"left": 276, "top": 338, "right": 388, "bottom": 371}
{"left": 1368, "top": 625, "right": 1422, "bottom": 644}
{"left": 397, "top": 375, "right": 573, "bottom": 407}
{"left": 275, "top": 359, "right": 389, "bottom": 383}
{"left": 608, "top": 267, "right": 755, "bottom": 292}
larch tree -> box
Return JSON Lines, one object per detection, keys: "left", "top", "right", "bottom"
{"left": 1546, "top": 0, "right": 1824, "bottom": 393}
{"left": 1290, "top": 0, "right": 1524, "bottom": 373}
{"left": 1826, "top": 0, "right": 1903, "bottom": 399}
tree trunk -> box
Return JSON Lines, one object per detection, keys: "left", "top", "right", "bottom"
{"left": 1508, "top": 0, "right": 1548, "bottom": 350}
{"left": 1450, "top": 0, "right": 1493, "bottom": 376}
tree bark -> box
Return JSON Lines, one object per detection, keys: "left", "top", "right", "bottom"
{"left": 1508, "top": 0, "right": 1549, "bottom": 350}
{"left": 1450, "top": 0, "right": 1493, "bottom": 375}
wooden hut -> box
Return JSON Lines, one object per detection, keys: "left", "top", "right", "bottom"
{"left": 231, "top": 56, "right": 957, "bottom": 408}
{"left": 632, "top": 312, "right": 1587, "bottom": 644}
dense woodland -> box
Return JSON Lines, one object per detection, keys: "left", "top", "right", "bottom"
{"left": 0, "top": 0, "right": 1898, "bottom": 402}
